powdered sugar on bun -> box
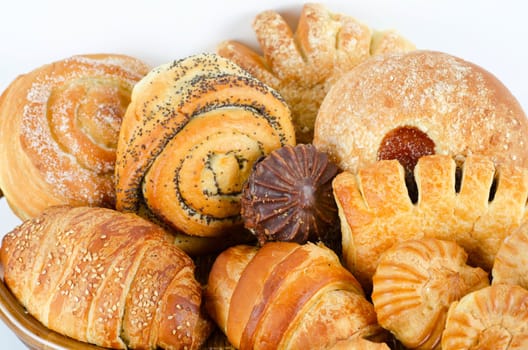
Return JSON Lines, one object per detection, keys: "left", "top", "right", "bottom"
{"left": 314, "top": 50, "right": 528, "bottom": 174}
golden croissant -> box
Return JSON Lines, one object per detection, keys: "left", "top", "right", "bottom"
{"left": 205, "top": 242, "right": 387, "bottom": 349}
{"left": 0, "top": 206, "right": 212, "bottom": 349}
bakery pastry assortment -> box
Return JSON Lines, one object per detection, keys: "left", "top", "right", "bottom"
{"left": 240, "top": 144, "right": 339, "bottom": 246}
{"left": 218, "top": 3, "right": 415, "bottom": 143}
{"left": 115, "top": 53, "right": 295, "bottom": 246}
{"left": 333, "top": 154, "right": 528, "bottom": 289}
{"left": 205, "top": 242, "right": 386, "bottom": 350}
{"left": 0, "top": 54, "right": 150, "bottom": 220}
{"left": 0, "top": 206, "right": 212, "bottom": 349}
{"left": 372, "top": 238, "right": 489, "bottom": 349}
{"left": 442, "top": 284, "right": 528, "bottom": 349}
{"left": 0, "top": 3, "right": 527, "bottom": 350}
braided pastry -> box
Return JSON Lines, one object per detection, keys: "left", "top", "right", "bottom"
{"left": 115, "top": 53, "right": 295, "bottom": 246}
{"left": 218, "top": 3, "right": 414, "bottom": 143}
{"left": 0, "top": 54, "right": 149, "bottom": 220}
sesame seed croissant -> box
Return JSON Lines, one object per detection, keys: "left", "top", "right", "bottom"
{"left": 0, "top": 206, "right": 212, "bottom": 349}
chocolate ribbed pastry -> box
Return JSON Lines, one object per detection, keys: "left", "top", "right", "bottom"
{"left": 241, "top": 144, "right": 340, "bottom": 245}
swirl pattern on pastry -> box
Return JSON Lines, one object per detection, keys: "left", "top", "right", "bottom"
{"left": 372, "top": 238, "right": 489, "bottom": 349}
{"left": 115, "top": 53, "right": 295, "bottom": 239}
{"left": 314, "top": 50, "right": 528, "bottom": 174}
{"left": 442, "top": 284, "right": 528, "bottom": 349}
{"left": 0, "top": 54, "right": 150, "bottom": 220}
{"left": 217, "top": 3, "right": 415, "bottom": 143}
{"left": 333, "top": 154, "right": 528, "bottom": 289}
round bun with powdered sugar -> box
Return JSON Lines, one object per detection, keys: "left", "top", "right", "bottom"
{"left": 313, "top": 50, "right": 528, "bottom": 176}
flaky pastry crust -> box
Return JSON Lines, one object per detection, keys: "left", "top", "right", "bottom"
{"left": 372, "top": 238, "right": 489, "bottom": 349}
{"left": 205, "top": 242, "right": 386, "bottom": 350}
{"left": 333, "top": 154, "right": 528, "bottom": 289}
{"left": 492, "top": 221, "right": 528, "bottom": 289}
{"left": 442, "top": 284, "right": 528, "bottom": 349}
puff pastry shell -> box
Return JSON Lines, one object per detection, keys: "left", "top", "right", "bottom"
{"left": 442, "top": 284, "right": 528, "bottom": 349}
{"left": 372, "top": 238, "right": 489, "bottom": 349}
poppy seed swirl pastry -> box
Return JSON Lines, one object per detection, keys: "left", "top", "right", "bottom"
{"left": 372, "top": 238, "right": 489, "bottom": 349}
{"left": 115, "top": 53, "right": 295, "bottom": 245}
{"left": 0, "top": 54, "right": 150, "bottom": 220}
{"left": 333, "top": 154, "right": 528, "bottom": 289}
{"left": 205, "top": 242, "right": 387, "bottom": 350}
{"left": 314, "top": 50, "right": 528, "bottom": 175}
{"left": 0, "top": 206, "right": 212, "bottom": 349}
{"left": 442, "top": 284, "right": 528, "bottom": 349}
{"left": 240, "top": 144, "right": 340, "bottom": 246}
{"left": 218, "top": 3, "right": 415, "bottom": 143}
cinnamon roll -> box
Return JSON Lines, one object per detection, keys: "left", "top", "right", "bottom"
{"left": 0, "top": 54, "right": 149, "bottom": 220}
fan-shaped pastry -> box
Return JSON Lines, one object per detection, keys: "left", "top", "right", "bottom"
{"left": 115, "top": 53, "right": 295, "bottom": 244}
{"left": 241, "top": 144, "right": 339, "bottom": 245}
{"left": 329, "top": 337, "right": 391, "bottom": 350}
{"left": 333, "top": 154, "right": 528, "bottom": 289}
{"left": 442, "top": 284, "right": 528, "bottom": 349}
{"left": 492, "top": 221, "right": 528, "bottom": 289}
{"left": 0, "top": 206, "right": 212, "bottom": 349}
{"left": 314, "top": 50, "right": 528, "bottom": 174}
{"left": 218, "top": 3, "right": 415, "bottom": 143}
{"left": 372, "top": 238, "right": 489, "bottom": 349}
{"left": 0, "top": 54, "right": 150, "bottom": 220}
{"left": 205, "top": 242, "right": 385, "bottom": 350}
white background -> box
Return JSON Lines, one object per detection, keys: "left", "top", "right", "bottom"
{"left": 1, "top": 0, "right": 527, "bottom": 348}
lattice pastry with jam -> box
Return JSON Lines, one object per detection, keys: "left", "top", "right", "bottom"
{"left": 333, "top": 154, "right": 528, "bottom": 290}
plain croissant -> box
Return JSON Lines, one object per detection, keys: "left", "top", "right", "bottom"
{"left": 0, "top": 205, "right": 212, "bottom": 349}
{"left": 205, "top": 241, "right": 387, "bottom": 349}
